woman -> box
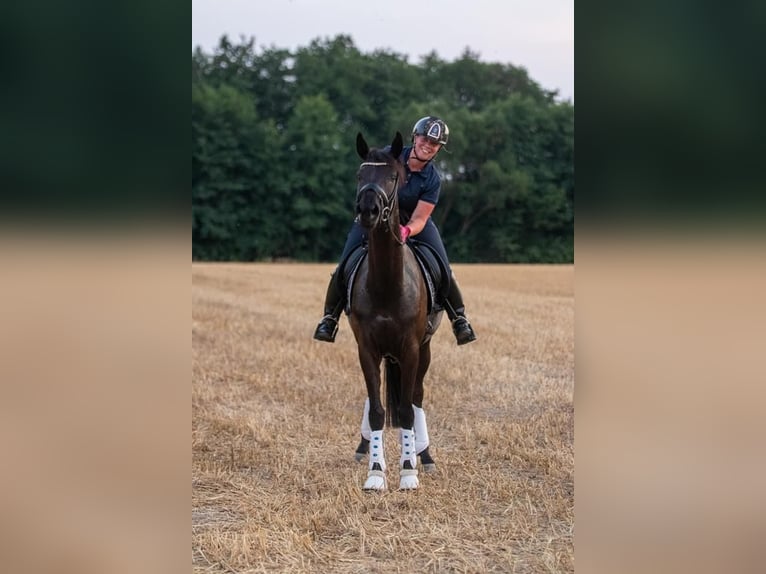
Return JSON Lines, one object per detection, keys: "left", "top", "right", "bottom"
{"left": 313, "top": 116, "right": 477, "bottom": 345}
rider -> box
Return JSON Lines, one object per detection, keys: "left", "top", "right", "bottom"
{"left": 313, "top": 116, "right": 477, "bottom": 346}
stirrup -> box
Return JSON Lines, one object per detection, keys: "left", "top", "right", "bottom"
{"left": 452, "top": 317, "right": 476, "bottom": 346}
{"left": 313, "top": 314, "right": 339, "bottom": 342}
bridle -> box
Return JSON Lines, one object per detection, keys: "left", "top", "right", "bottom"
{"left": 356, "top": 161, "right": 401, "bottom": 236}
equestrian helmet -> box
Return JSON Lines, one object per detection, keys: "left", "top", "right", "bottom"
{"left": 411, "top": 116, "right": 449, "bottom": 146}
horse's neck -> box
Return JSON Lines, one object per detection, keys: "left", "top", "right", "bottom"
{"left": 366, "top": 226, "right": 404, "bottom": 298}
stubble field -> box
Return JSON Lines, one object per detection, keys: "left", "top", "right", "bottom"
{"left": 192, "top": 263, "right": 574, "bottom": 573}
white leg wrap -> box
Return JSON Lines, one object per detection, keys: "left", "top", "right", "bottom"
{"left": 360, "top": 398, "right": 371, "bottom": 441}
{"left": 363, "top": 469, "right": 387, "bottom": 490}
{"left": 399, "top": 428, "right": 417, "bottom": 469}
{"left": 368, "top": 429, "right": 385, "bottom": 472}
{"left": 413, "top": 405, "right": 430, "bottom": 454}
{"left": 364, "top": 429, "right": 386, "bottom": 490}
{"left": 399, "top": 467, "right": 419, "bottom": 490}
{"left": 399, "top": 428, "right": 419, "bottom": 490}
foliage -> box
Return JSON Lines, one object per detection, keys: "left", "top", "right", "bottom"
{"left": 192, "top": 35, "right": 573, "bottom": 262}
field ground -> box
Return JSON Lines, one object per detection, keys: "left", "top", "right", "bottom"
{"left": 193, "top": 263, "right": 574, "bottom": 573}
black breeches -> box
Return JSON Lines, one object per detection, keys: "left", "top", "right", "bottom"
{"left": 337, "top": 219, "right": 452, "bottom": 276}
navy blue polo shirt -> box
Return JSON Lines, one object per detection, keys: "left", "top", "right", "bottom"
{"left": 388, "top": 146, "right": 442, "bottom": 221}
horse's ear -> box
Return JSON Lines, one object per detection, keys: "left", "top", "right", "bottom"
{"left": 391, "top": 131, "right": 404, "bottom": 160}
{"left": 356, "top": 132, "right": 369, "bottom": 159}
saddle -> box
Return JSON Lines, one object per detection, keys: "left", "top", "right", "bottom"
{"left": 342, "top": 240, "right": 450, "bottom": 318}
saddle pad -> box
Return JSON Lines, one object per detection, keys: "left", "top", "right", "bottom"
{"left": 343, "top": 244, "right": 441, "bottom": 315}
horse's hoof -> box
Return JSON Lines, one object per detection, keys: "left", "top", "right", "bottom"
{"left": 418, "top": 450, "right": 436, "bottom": 472}
{"left": 399, "top": 468, "right": 419, "bottom": 490}
{"left": 363, "top": 470, "right": 386, "bottom": 491}
{"left": 355, "top": 437, "right": 370, "bottom": 463}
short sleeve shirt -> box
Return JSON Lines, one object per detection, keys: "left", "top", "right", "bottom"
{"left": 396, "top": 146, "right": 442, "bottom": 221}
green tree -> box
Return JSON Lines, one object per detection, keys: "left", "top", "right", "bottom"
{"left": 191, "top": 34, "right": 574, "bottom": 263}
{"left": 192, "top": 82, "right": 286, "bottom": 260}
{"left": 281, "top": 94, "right": 352, "bottom": 261}
{"left": 438, "top": 95, "right": 573, "bottom": 262}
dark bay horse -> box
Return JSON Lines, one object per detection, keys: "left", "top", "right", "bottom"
{"left": 349, "top": 132, "right": 442, "bottom": 490}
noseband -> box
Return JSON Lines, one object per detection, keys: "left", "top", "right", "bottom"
{"left": 356, "top": 161, "right": 400, "bottom": 224}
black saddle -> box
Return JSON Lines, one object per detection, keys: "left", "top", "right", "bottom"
{"left": 409, "top": 239, "right": 451, "bottom": 303}
{"left": 342, "top": 240, "right": 449, "bottom": 319}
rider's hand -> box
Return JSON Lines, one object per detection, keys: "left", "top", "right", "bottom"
{"left": 400, "top": 225, "right": 411, "bottom": 242}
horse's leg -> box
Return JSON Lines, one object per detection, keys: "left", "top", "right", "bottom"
{"left": 413, "top": 341, "right": 436, "bottom": 473}
{"left": 354, "top": 398, "right": 371, "bottom": 462}
{"left": 397, "top": 349, "right": 420, "bottom": 490}
{"left": 358, "top": 348, "right": 386, "bottom": 491}
{"left": 398, "top": 426, "right": 418, "bottom": 489}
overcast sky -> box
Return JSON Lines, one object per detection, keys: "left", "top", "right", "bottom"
{"left": 192, "top": 0, "right": 573, "bottom": 102}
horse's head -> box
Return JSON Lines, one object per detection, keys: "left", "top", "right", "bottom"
{"left": 354, "top": 132, "right": 405, "bottom": 231}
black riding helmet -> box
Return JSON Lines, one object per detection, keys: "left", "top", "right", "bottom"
{"left": 411, "top": 116, "right": 449, "bottom": 147}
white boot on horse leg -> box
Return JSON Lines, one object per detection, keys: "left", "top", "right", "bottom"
{"left": 355, "top": 398, "right": 372, "bottom": 462}
{"left": 398, "top": 428, "right": 419, "bottom": 490}
{"left": 413, "top": 405, "right": 436, "bottom": 473}
{"left": 363, "top": 429, "right": 387, "bottom": 490}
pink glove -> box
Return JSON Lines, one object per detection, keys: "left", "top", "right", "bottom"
{"left": 400, "top": 225, "right": 411, "bottom": 242}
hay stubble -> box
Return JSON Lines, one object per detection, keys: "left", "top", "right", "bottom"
{"left": 193, "top": 263, "right": 573, "bottom": 573}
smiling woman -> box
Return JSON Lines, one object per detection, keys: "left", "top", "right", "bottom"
{"left": 313, "top": 117, "right": 476, "bottom": 347}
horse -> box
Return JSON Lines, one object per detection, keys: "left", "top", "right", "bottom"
{"left": 348, "top": 131, "right": 443, "bottom": 490}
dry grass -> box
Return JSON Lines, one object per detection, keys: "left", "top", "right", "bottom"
{"left": 192, "top": 263, "right": 573, "bottom": 573}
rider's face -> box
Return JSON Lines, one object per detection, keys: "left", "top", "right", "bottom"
{"left": 413, "top": 135, "right": 441, "bottom": 160}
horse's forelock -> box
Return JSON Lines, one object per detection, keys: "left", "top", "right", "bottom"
{"left": 366, "top": 148, "right": 405, "bottom": 186}
{"left": 367, "top": 148, "right": 391, "bottom": 163}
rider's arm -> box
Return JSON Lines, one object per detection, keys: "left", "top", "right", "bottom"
{"left": 404, "top": 200, "right": 436, "bottom": 237}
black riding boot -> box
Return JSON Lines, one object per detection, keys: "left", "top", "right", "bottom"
{"left": 313, "top": 270, "right": 345, "bottom": 343}
{"left": 444, "top": 274, "right": 477, "bottom": 345}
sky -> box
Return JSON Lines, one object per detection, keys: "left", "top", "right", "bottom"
{"left": 192, "top": 0, "right": 573, "bottom": 102}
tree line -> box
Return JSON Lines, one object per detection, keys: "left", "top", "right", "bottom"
{"left": 193, "top": 35, "right": 573, "bottom": 262}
